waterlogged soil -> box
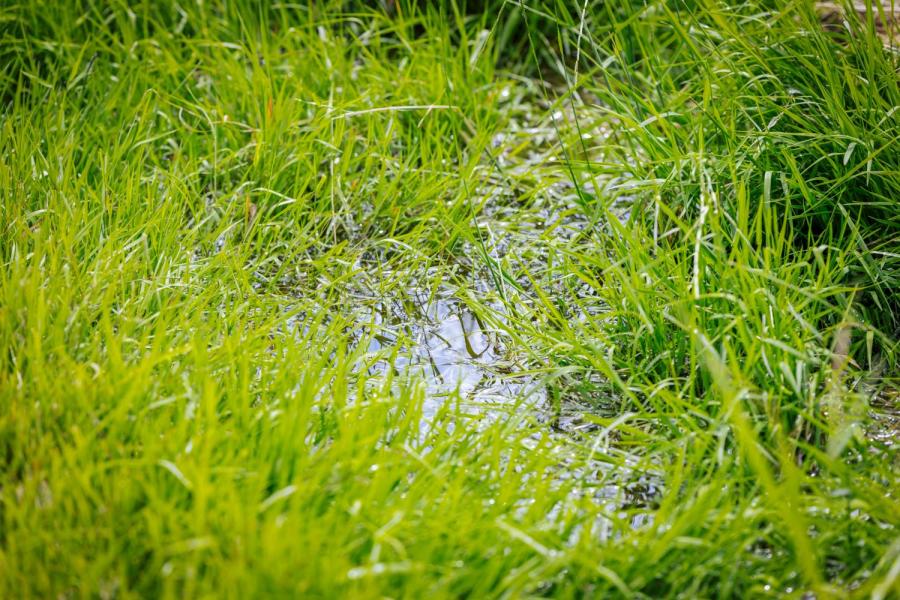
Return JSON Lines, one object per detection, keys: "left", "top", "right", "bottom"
{"left": 344, "top": 280, "right": 667, "bottom": 517}
{"left": 274, "top": 84, "right": 892, "bottom": 527}
{"left": 327, "top": 173, "right": 670, "bottom": 517}
{"left": 358, "top": 290, "right": 545, "bottom": 419}
{"left": 345, "top": 175, "right": 604, "bottom": 424}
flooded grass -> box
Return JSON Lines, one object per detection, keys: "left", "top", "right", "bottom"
{"left": 1, "top": 1, "right": 898, "bottom": 597}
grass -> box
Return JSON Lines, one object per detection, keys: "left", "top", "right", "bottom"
{"left": 1, "top": 0, "right": 898, "bottom": 597}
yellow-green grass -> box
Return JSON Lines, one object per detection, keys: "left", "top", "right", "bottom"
{"left": 1, "top": 1, "right": 897, "bottom": 597}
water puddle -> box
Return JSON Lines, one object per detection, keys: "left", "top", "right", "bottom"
{"left": 338, "top": 271, "right": 665, "bottom": 517}
{"left": 356, "top": 289, "right": 545, "bottom": 419}
{"left": 273, "top": 91, "right": 670, "bottom": 518}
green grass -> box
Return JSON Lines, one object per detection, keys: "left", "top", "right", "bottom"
{"left": 1, "top": 0, "right": 898, "bottom": 597}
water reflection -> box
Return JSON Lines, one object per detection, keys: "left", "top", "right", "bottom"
{"left": 360, "top": 291, "right": 544, "bottom": 418}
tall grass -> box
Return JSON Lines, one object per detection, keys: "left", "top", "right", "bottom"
{"left": 473, "top": 0, "right": 900, "bottom": 593}
{"left": 502, "top": 0, "right": 900, "bottom": 428}
{"left": 1, "top": 0, "right": 898, "bottom": 597}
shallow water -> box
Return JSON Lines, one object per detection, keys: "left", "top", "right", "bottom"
{"left": 359, "top": 290, "right": 545, "bottom": 419}
{"left": 340, "top": 267, "right": 666, "bottom": 514}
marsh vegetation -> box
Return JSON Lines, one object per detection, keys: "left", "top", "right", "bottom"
{"left": 1, "top": 1, "right": 898, "bottom": 597}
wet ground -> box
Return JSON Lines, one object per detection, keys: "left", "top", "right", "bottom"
{"left": 281, "top": 84, "right": 894, "bottom": 521}
{"left": 359, "top": 290, "right": 545, "bottom": 419}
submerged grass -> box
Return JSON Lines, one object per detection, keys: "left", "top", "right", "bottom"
{"left": 1, "top": 0, "right": 898, "bottom": 597}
